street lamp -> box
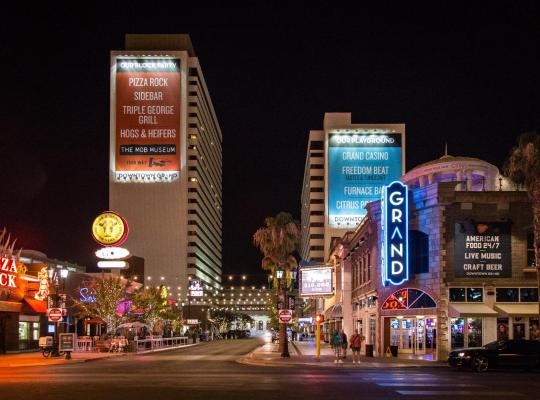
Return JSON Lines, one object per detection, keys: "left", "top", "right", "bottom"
{"left": 47, "top": 265, "right": 69, "bottom": 357}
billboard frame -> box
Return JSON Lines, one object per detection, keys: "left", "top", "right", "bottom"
{"left": 299, "top": 266, "right": 334, "bottom": 298}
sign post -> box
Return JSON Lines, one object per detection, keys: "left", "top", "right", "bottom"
{"left": 315, "top": 314, "right": 324, "bottom": 359}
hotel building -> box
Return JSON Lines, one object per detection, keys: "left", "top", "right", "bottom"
{"left": 109, "top": 34, "right": 223, "bottom": 302}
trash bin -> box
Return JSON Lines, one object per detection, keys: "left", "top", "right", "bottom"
{"left": 365, "top": 344, "right": 374, "bottom": 357}
{"left": 389, "top": 345, "right": 398, "bottom": 357}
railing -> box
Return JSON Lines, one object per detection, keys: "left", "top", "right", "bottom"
{"left": 134, "top": 336, "right": 189, "bottom": 353}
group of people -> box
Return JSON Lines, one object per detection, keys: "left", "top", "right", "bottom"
{"left": 330, "top": 329, "right": 364, "bottom": 364}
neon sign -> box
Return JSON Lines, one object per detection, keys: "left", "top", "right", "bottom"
{"left": 381, "top": 181, "right": 409, "bottom": 286}
{"left": 0, "top": 256, "right": 18, "bottom": 288}
{"left": 79, "top": 287, "right": 96, "bottom": 302}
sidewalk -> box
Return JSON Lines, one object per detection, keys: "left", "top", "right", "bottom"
{"left": 0, "top": 342, "right": 200, "bottom": 368}
{"left": 0, "top": 351, "right": 126, "bottom": 368}
{"left": 238, "top": 340, "right": 447, "bottom": 369}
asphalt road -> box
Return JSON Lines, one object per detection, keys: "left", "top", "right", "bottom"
{"left": 1, "top": 338, "right": 539, "bottom": 399}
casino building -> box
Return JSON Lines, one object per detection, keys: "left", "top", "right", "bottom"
{"left": 328, "top": 153, "right": 537, "bottom": 361}
{"left": 109, "top": 34, "right": 223, "bottom": 303}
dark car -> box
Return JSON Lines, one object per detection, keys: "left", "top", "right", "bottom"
{"left": 448, "top": 339, "right": 540, "bottom": 372}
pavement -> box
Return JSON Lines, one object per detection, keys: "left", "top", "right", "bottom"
{"left": 0, "top": 342, "right": 199, "bottom": 368}
{"left": 238, "top": 339, "right": 448, "bottom": 368}
{"left": 0, "top": 338, "right": 536, "bottom": 400}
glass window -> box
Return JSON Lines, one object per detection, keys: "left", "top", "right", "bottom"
{"left": 530, "top": 318, "right": 540, "bottom": 341}
{"left": 527, "top": 233, "right": 535, "bottom": 267}
{"left": 467, "top": 318, "right": 483, "bottom": 347}
{"left": 18, "top": 322, "right": 29, "bottom": 340}
{"left": 467, "top": 288, "right": 483, "bottom": 302}
{"left": 32, "top": 322, "right": 40, "bottom": 340}
{"left": 449, "top": 288, "right": 466, "bottom": 302}
{"left": 496, "top": 288, "right": 519, "bottom": 302}
{"left": 450, "top": 318, "right": 464, "bottom": 349}
{"left": 520, "top": 288, "right": 538, "bottom": 302}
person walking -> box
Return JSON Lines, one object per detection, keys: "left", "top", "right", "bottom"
{"left": 340, "top": 329, "right": 348, "bottom": 360}
{"left": 350, "top": 329, "right": 363, "bottom": 364}
{"left": 331, "top": 331, "right": 343, "bottom": 363}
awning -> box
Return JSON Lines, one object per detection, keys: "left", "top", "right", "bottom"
{"left": 449, "top": 303, "right": 498, "bottom": 317}
{"left": 0, "top": 301, "right": 22, "bottom": 313}
{"left": 324, "top": 304, "right": 343, "bottom": 319}
{"left": 22, "top": 296, "right": 47, "bottom": 313}
{"left": 495, "top": 303, "right": 539, "bottom": 316}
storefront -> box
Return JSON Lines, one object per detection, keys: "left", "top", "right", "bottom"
{"left": 336, "top": 154, "right": 536, "bottom": 361}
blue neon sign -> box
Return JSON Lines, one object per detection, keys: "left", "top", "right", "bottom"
{"left": 381, "top": 181, "right": 409, "bottom": 286}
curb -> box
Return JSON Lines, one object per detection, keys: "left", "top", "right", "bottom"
{"left": 236, "top": 344, "right": 448, "bottom": 369}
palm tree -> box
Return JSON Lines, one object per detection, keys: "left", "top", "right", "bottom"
{"left": 253, "top": 212, "right": 300, "bottom": 357}
{"left": 503, "top": 131, "right": 540, "bottom": 315}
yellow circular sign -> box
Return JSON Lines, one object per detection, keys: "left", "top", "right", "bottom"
{"left": 91, "top": 211, "right": 128, "bottom": 246}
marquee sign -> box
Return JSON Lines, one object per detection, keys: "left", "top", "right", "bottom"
{"left": 189, "top": 279, "right": 203, "bottom": 297}
{"left": 92, "top": 211, "right": 129, "bottom": 246}
{"left": 299, "top": 266, "right": 333, "bottom": 297}
{"left": 0, "top": 256, "right": 18, "bottom": 289}
{"left": 381, "top": 181, "right": 409, "bottom": 286}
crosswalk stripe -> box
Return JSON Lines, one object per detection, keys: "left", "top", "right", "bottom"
{"left": 396, "top": 390, "right": 524, "bottom": 396}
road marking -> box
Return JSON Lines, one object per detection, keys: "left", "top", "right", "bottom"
{"left": 396, "top": 390, "right": 524, "bottom": 396}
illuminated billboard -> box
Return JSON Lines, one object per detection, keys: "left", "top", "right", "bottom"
{"left": 113, "top": 56, "right": 181, "bottom": 183}
{"left": 300, "top": 267, "right": 333, "bottom": 297}
{"left": 328, "top": 132, "right": 403, "bottom": 228}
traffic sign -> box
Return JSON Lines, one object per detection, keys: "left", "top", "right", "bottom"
{"left": 47, "top": 308, "right": 63, "bottom": 322}
{"left": 278, "top": 309, "right": 293, "bottom": 324}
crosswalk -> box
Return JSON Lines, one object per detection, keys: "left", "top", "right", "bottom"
{"left": 351, "top": 372, "right": 526, "bottom": 397}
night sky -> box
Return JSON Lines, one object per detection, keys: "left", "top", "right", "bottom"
{"left": 1, "top": 3, "right": 538, "bottom": 279}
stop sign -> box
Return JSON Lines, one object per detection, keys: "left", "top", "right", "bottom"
{"left": 48, "top": 308, "right": 63, "bottom": 322}
{"left": 278, "top": 309, "right": 293, "bottom": 324}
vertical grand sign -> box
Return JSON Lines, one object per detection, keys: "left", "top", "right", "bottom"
{"left": 381, "top": 181, "right": 409, "bottom": 286}
{"left": 114, "top": 57, "right": 181, "bottom": 182}
{"left": 328, "top": 132, "right": 403, "bottom": 228}
{"left": 454, "top": 221, "right": 511, "bottom": 278}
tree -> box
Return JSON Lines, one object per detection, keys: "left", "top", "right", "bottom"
{"left": 131, "top": 286, "right": 169, "bottom": 335}
{"left": 237, "top": 313, "right": 254, "bottom": 330}
{"left": 74, "top": 275, "right": 127, "bottom": 335}
{"left": 162, "top": 306, "right": 184, "bottom": 337}
{"left": 210, "top": 310, "right": 235, "bottom": 333}
{"left": 253, "top": 211, "right": 300, "bottom": 357}
{"left": 504, "top": 131, "right": 540, "bottom": 315}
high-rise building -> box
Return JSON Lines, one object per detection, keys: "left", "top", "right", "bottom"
{"left": 109, "top": 34, "right": 222, "bottom": 302}
{"left": 301, "top": 113, "right": 405, "bottom": 263}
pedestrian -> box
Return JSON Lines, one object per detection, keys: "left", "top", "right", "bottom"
{"left": 331, "top": 331, "right": 343, "bottom": 363}
{"left": 350, "top": 329, "right": 363, "bottom": 364}
{"left": 340, "top": 329, "right": 348, "bottom": 360}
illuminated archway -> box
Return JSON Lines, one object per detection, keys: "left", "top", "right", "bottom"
{"left": 381, "top": 288, "right": 436, "bottom": 311}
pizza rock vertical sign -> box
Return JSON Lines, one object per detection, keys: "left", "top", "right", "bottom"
{"left": 114, "top": 57, "right": 181, "bottom": 183}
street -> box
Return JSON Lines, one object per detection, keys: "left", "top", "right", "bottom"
{"left": 0, "top": 338, "right": 539, "bottom": 399}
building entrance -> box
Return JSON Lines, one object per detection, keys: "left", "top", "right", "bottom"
{"left": 389, "top": 316, "right": 436, "bottom": 355}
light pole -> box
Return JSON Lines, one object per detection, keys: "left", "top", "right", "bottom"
{"left": 276, "top": 266, "right": 289, "bottom": 358}
{"left": 47, "top": 265, "right": 69, "bottom": 357}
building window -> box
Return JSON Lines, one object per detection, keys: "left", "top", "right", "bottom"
{"left": 309, "top": 234, "right": 324, "bottom": 239}
{"left": 519, "top": 288, "right": 539, "bottom": 302}
{"left": 310, "top": 246, "right": 324, "bottom": 251}
{"left": 310, "top": 176, "right": 324, "bottom": 181}
{"left": 310, "top": 211, "right": 323, "bottom": 216}
{"left": 310, "top": 199, "right": 324, "bottom": 204}
{"left": 410, "top": 230, "right": 429, "bottom": 274}
{"left": 449, "top": 288, "right": 483, "bottom": 302}
{"left": 467, "top": 288, "right": 483, "bottom": 302}
{"left": 449, "top": 288, "right": 466, "bottom": 302}
{"left": 309, "top": 141, "right": 323, "bottom": 150}
{"left": 310, "top": 222, "right": 324, "bottom": 227}
{"left": 310, "top": 152, "right": 323, "bottom": 157}
{"left": 310, "top": 187, "right": 324, "bottom": 193}
{"left": 527, "top": 232, "right": 536, "bottom": 267}
{"left": 496, "top": 288, "right": 519, "bottom": 302}
{"left": 310, "top": 164, "right": 324, "bottom": 169}
{"left": 450, "top": 317, "right": 483, "bottom": 349}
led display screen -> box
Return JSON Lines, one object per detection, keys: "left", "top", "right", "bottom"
{"left": 328, "top": 132, "right": 403, "bottom": 228}
{"left": 113, "top": 56, "right": 181, "bottom": 183}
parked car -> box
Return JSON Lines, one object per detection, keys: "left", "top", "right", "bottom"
{"left": 448, "top": 339, "right": 540, "bottom": 372}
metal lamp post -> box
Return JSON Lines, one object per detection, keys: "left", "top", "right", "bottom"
{"left": 276, "top": 267, "right": 289, "bottom": 358}
{"left": 47, "top": 265, "right": 69, "bottom": 357}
